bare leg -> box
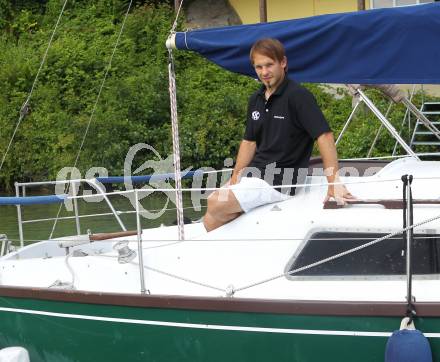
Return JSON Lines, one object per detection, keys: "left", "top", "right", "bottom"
{"left": 203, "top": 189, "right": 243, "bottom": 232}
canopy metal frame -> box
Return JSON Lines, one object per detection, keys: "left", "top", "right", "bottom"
{"left": 336, "top": 85, "right": 440, "bottom": 159}
{"left": 336, "top": 88, "right": 417, "bottom": 159}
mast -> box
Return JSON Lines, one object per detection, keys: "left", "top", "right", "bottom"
{"left": 259, "top": 0, "right": 267, "bottom": 23}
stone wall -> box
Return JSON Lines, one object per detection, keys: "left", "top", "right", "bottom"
{"left": 184, "top": 0, "right": 242, "bottom": 29}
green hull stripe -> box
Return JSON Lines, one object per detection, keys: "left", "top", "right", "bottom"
{"left": 2, "top": 306, "right": 439, "bottom": 337}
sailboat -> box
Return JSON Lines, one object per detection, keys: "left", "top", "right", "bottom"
{"left": 1, "top": 3, "right": 440, "bottom": 361}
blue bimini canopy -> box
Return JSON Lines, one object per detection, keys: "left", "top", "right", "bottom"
{"left": 174, "top": 3, "right": 440, "bottom": 84}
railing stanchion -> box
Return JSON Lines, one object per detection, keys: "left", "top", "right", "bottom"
{"left": 402, "top": 174, "right": 416, "bottom": 322}
{"left": 15, "top": 182, "right": 24, "bottom": 248}
{"left": 135, "top": 190, "right": 147, "bottom": 294}
{"left": 72, "top": 181, "right": 81, "bottom": 236}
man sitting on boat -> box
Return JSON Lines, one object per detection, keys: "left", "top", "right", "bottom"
{"left": 203, "top": 38, "right": 353, "bottom": 231}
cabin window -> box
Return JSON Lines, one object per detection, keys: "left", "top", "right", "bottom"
{"left": 289, "top": 232, "right": 440, "bottom": 277}
{"left": 370, "top": 0, "right": 433, "bottom": 8}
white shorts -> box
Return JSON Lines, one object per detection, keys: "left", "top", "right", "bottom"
{"left": 229, "top": 177, "right": 291, "bottom": 213}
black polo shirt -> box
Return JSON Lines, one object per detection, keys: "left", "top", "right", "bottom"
{"left": 243, "top": 77, "right": 330, "bottom": 188}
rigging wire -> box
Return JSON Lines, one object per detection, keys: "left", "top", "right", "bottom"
{"left": 233, "top": 212, "right": 440, "bottom": 295}
{"left": 49, "top": 0, "right": 134, "bottom": 239}
{"left": 88, "top": 212, "right": 440, "bottom": 296}
{"left": 0, "top": 0, "right": 69, "bottom": 173}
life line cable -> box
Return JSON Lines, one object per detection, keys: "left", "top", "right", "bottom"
{"left": 90, "top": 211, "right": 440, "bottom": 296}
{"left": 231, "top": 212, "right": 440, "bottom": 296}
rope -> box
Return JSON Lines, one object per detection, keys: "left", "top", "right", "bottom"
{"left": 96, "top": 254, "right": 224, "bottom": 292}
{"left": 168, "top": 50, "right": 185, "bottom": 241}
{"left": 166, "top": 0, "right": 186, "bottom": 241}
{"left": 88, "top": 213, "right": 440, "bottom": 296}
{"left": 170, "top": 0, "right": 185, "bottom": 34}
{"left": 65, "top": 252, "right": 76, "bottom": 287}
{"left": 49, "top": 0, "right": 134, "bottom": 239}
{"left": 135, "top": 262, "right": 225, "bottom": 293}
{"left": 10, "top": 218, "right": 440, "bottom": 297}
{"left": 232, "top": 212, "right": 440, "bottom": 295}
{"left": 48, "top": 251, "right": 76, "bottom": 290}
{"left": 0, "top": 0, "right": 69, "bottom": 173}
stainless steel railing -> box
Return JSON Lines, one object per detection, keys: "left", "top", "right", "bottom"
{"left": 14, "top": 178, "right": 127, "bottom": 247}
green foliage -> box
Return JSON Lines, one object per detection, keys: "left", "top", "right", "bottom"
{"left": 307, "top": 84, "right": 437, "bottom": 159}
{"left": 0, "top": 0, "right": 178, "bottom": 190}
{"left": 1, "top": 0, "right": 439, "bottom": 191}
{"left": 177, "top": 59, "right": 257, "bottom": 169}
{"left": 0, "top": 0, "right": 12, "bottom": 30}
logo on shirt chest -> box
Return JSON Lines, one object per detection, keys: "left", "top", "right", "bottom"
{"left": 252, "top": 111, "right": 260, "bottom": 120}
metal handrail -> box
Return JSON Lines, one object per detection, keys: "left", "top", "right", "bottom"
{"left": 14, "top": 178, "right": 128, "bottom": 247}
{"left": 11, "top": 169, "right": 233, "bottom": 247}
{"left": 21, "top": 205, "right": 206, "bottom": 225}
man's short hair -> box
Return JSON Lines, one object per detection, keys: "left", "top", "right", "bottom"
{"left": 250, "top": 38, "right": 286, "bottom": 64}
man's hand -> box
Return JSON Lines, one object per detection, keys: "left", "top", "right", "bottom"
{"left": 229, "top": 172, "right": 240, "bottom": 186}
{"left": 324, "top": 183, "right": 355, "bottom": 205}
{"left": 317, "top": 132, "right": 355, "bottom": 206}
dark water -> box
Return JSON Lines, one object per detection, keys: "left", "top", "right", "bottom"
{"left": 0, "top": 190, "right": 206, "bottom": 245}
